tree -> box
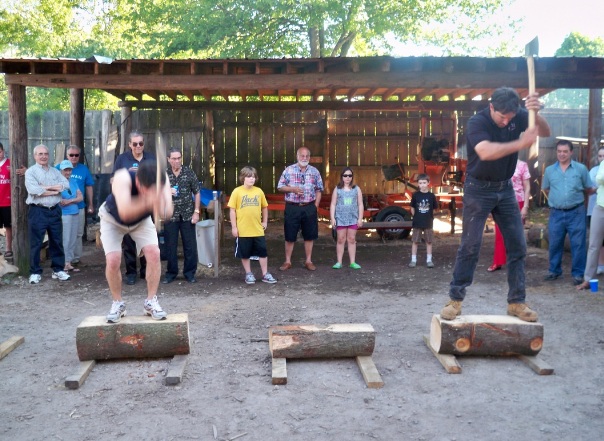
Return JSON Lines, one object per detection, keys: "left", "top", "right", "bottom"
{"left": 543, "top": 32, "right": 604, "bottom": 109}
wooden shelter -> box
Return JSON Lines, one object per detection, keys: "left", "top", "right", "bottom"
{"left": 1, "top": 55, "right": 603, "bottom": 272}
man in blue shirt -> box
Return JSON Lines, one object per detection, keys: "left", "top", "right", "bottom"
{"left": 56, "top": 145, "right": 94, "bottom": 265}
{"left": 542, "top": 140, "right": 594, "bottom": 285}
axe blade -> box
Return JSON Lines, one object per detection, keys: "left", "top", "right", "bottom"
{"left": 525, "top": 36, "right": 539, "bottom": 57}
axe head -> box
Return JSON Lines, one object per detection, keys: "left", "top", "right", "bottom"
{"left": 525, "top": 36, "right": 539, "bottom": 57}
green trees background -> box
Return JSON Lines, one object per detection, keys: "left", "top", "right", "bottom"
{"left": 1, "top": 0, "right": 603, "bottom": 111}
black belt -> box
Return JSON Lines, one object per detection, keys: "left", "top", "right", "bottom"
{"left": 286, "top": 201, "right": 315, "bottom": 206}
{"left": 552, "top": 203, "right": 583, "bottom": 212}
{"left": 32, "top": 204, "right": 58, "bottom": 210}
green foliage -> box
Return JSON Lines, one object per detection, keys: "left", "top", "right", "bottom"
{"left": 543, "top": 33, "right": 604, "bottom": 109}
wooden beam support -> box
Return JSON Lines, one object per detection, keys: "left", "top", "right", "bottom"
{"left": 356, "top": 356, "right": 384, "bottom": 388}
{"left": 76, "top": 313, "right": 190, "bottom": 361}
{"left": 0, "top": 335, "right": 25, "bottom": 360}
{"left": 69, "top": 88, "right": 84, "bottom": 149}
{"left": 423, "top": 335, "right": 462, "bottom": 374}
{"left": 271, "top": 357, "right": 287, "bottom": 385}
{"left": 166, "top": 354, "right": 189, "bottom": 385}
{"left": 517, "top": 354, "right": 554, "bottom": 375}
{"left": 65, "top": 360, "right": 96, "bottom": 389}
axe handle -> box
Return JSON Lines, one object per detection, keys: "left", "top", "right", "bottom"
{"left": 527, "top": 55, "right": 537, "bottom": 160}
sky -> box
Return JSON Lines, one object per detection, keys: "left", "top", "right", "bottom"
{"left": 390, "top": 0, "right": 604, "bottom": 57}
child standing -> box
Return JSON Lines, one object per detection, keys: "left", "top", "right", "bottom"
{"left": 409, "top": 173, "right": 438, "bottom": 268}
{"left": 228, "top": 166, "right": 277, "bottom": 284}
{"left": 330, "top": 167, "right": 364, "bottom": 269}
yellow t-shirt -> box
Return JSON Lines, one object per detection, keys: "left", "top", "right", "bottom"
{"left": 227, "top": 185, "right": 268, "bottom": 237}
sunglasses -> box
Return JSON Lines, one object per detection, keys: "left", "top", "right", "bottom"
{"left": 342, "top": 174, "right": 353, "bottom": 178}
{"left": 131, "top": 142, "right": 144, "bottom": 147}
{"left": 68, "top": 154, "right": 80, "bottom": 157}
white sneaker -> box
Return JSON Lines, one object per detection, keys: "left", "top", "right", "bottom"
{"left": 106, "top": 301, "right": 127, "bottom": 323}
{"left": 29, "top": 274, "right": 42, "bottom": 284}
{"left": 143, "top": 296, "right": 167, "bottom": 320}
{"left": 52, "top": 270, "right": 71, "bottom": 281}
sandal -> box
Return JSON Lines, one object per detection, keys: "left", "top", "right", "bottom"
{"left": 64, "top": 264, "right": 80, "bottom": 272}
{"left": 332, "top": 262, "right": 342, "bottom": 269}
{"left": 4, "top": 251, "right": 13, "bottom": 258}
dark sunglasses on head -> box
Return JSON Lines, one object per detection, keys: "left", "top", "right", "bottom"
{"left": 68, "top": 154, "right": 79, "bottom": 157}
{"left": 131, "top": 142, "right": 144, "bottom": 147}
{"left": 342, "top": 174, "right": 353, "bottom": 177}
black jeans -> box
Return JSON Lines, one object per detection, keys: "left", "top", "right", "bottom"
{"left": 122, "top": 233, "right": 146, "bottom": 277}
{"left": 164, "top": 217, "right": 198, "bottom": 280}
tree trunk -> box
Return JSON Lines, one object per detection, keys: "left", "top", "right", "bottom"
{"left": 308, "top": 26, "right": 320, "bottom": 58}
{"left": 76, "top": 313, "right": 190, "bottom": 361}
{"left": 430, "top": 315, "right": 543, "bottom": 356}
{"left": 269, "top": 324, "right": 375, "bottom": 359}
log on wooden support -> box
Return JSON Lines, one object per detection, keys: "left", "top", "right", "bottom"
{"left": 0, "top": 335, "right": 25, "bottom": 361}
{"left": 65, "top": 360, "right": 96, "bottom": 390}
{"left": 356, "top": 356, "right": 384, "bottom": 388}
{"left": 430, "top": 314, "right": 544, "bottom": 356}
{"left": 76, "top": 313, "right": 190, "bottom": 361}
{"left": 423, "top": 335, "right": 462, "bottom": 374}
{"left": 166, "top": 354, "right": 189, "bottom": 385}
{"left": 272, "top": 357, "right": 287, "bottom": 385}
{"left": 269, "top": 324, "right": 375, "bottom": 359}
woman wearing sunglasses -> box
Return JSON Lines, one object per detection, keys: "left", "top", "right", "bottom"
{"left": 330, "top": 167, "right": 364, "bottom": 269}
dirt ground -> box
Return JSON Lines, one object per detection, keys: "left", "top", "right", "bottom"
{"left": 1, "top": 210, "right": 603, "bottom": 441}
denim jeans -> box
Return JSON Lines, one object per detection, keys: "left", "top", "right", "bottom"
{"left": 28, "top": 205, "right": 65, "bottom": 274}
{"left": 547, "top": 204, "right": 586, "bottom": 278}
{"left": 164, "top": 216, "right": 198, "bottom": 280}
{"left": 450, "top": 176, "right": 526, "bottom": 303}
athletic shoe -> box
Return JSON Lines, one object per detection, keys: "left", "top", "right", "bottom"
{"left": 332, "top": 262, "right": 342, "bottom": 269}
{"left": 106, "top": 301, "right": 127, "bottom": 323}
{"left": 408, "top": 261, "right": 416, "bottom": 268}
{"left": 427, "top": 261, "right": 435, "bottom": 268}
{"left": 440, "top": 300, "right": 462, "bottom": 320}
{"left": 349, "top": 262, "right": 361, "bottom": 270}
{"left": 598, "top": 266, "right": 604, "bottom": 275}
{"left": 29, "top": 274, "right": 42, "bottom": 284}
{"left": 52, "top": 271, "right": 71, "bottom": 281}
{"left": 143, "top": 296, "right": 167, "bottom": 320}
{"left": 262, "top": 273, "right": 277, "bottom": 284}
{"left": 245, "top": 272, "right": 256, "bottom": 284}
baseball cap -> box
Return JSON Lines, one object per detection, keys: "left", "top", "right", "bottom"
{"left": 59, "top": 159, "right": 73, "bottom": 170}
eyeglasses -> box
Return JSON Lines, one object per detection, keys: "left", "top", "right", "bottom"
{"left": 342, "top": 174, "right": 353, "bottom": 178}
{"left": 68, "top": 154, "right": 80, "bottom": 157}
{"left": 131, "top": 142, "right": 144, "bottom": 147}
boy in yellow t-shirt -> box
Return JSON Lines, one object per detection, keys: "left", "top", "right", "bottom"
{"left": 228, "top": 166, "right": 277, "bottom": 284}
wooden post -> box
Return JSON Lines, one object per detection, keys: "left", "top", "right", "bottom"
{"left": 70, "top": 88, "right": 84, "bottom": 149}
{"left": 213, "top": 192, "right": 221, "bottom": 278}
{"left": 588, "top": 89, "right": 603, "bottom": 167}
{"left": 8, "top": 84, "right": 29, "bottom": 274}
{"left": 101, "top": 110, "right": 118, "bottom": 173}
{"left": 120, "top": 105, "right": 132, "bottom": 157}
{"left": 430, "top": 315, "right": 544, "bottom": 356}
{"left": 269, "top": 324, "right": 376, "bottom": 359}
{"left": 76, "top": 313, "right": 190, "bottom": 361}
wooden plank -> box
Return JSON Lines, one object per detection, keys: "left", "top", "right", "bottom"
{"left": 430, "top": 314, "right": 544, "bottom": 356}
{"left": 356, "top": 355, "right": 384, "bottom": 389}
{"left": 269, "top": 323, "right": 375, "bottom": 359}
{"left": 65, "top": 360, "right": 96, "bottom": 390}
{"left": 423, "top": 334, "right": 462, "bottom": 374}
{"left": 517, "top": 354, "right": 555, "bottom": 376}
{"left": 0, "top": 335, "right": 25, "bottom": 360}
{"left": 166, "top": 354, "right": 189, "bottom": 385}
{"left": 272, "top": 357, "right": 287, "bottom": 385}
{"left": 76, "top": 313, "right": 190, "bottom": 361}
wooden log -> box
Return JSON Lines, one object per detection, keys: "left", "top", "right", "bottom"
{"left": 356, "top": 356, "right": 384, "bottom": 388}
{"left": 271, "top": 357, "right": 287, "bottom": 385}
{"left": 269, "top": 324, "right": 375, "bottom": 359}
{"left": 0, "top": 335, "right": 25, "bottom": 361}
{"left": 76, "top": 313, "right": 190, "bottom": 361}
{"left": 65, "top": 360, "right": 96, "bottom": 390}
{"left": 430, "top": 314, "right": 544, "bottom": 356}
{"left": 166, "top": 354, "right": 189, "bottom": 385}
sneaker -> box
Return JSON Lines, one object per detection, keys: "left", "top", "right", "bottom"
{"left": 106, "top": 301, "right": 127, "bottom": 323}
{"left": 543, "top": 273, "right": 561, "bottom": 281}
{"left": 143, "top": 296, "right": 167, "bottom": 320}
{"left": 408, "top": 261, "right": 417, "bottom": 268}
{"left": 427, "top": 261, "right": 435, "bottom": 268}
{"left": 29, "top": 274, "right": 42, "bottom": 284}
{"left": 507, "top": 303, "right": 538, "bottom": 322}
{"left": 52, "top": 270, "right": 71, "bottom": 281}
{"left": 598, "top": 266, "right": 604, "bottom": 275}
{"left": 245, "top": 272, "right": 256, "bottom": 284}
{"left": 250, "top": 256, "right": 260, "bottom": 261}
{"left": 262, "top": 273, "right": 277, "bottom": 284}
{"left": 440, "top": 300, "right": 463, "bottom": 320}
{"left": 332, "top": 262, "right": 342, "bottom": 269}
{"left": 349, "top": 262, "right": 361, "bottom": 270}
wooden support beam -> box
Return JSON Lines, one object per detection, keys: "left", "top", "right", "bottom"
{"left": 356, "top": 356, "right": 384, "bottom": 388}
{"left": 76, "top": 313, "right": 190, "bottom": 361}
{"left": 269, "top": 323, "right": 375, "bottom": 359}
{"left": 166, "top": 354, "right": 189, "bottom": 385}
{"left": 517, "top": 354, "right": 554, "bottom": 375}
{"left": 423, "top": 335, "right": 462, "bottom": 374}
{"left": 0, "top": 335, "right": 25, "bottom": 360}
{"left": 430, "top": 315, "right": 544, "bottom": 356}
{"left": 271, "top": 357, "right": 287, "bottom": 385}
{"left": 69, "top": 88, "right": 84, "bottom": 149}
{"left": 65, "top": 360, "right": 96, "bottom": 389}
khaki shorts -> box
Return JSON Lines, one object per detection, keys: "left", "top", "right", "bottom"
{"left": 99, "top": 203, "right": 158, "bottom": 256}
{"left": 411, "top": 227, "right": 434, "bottom": 244}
